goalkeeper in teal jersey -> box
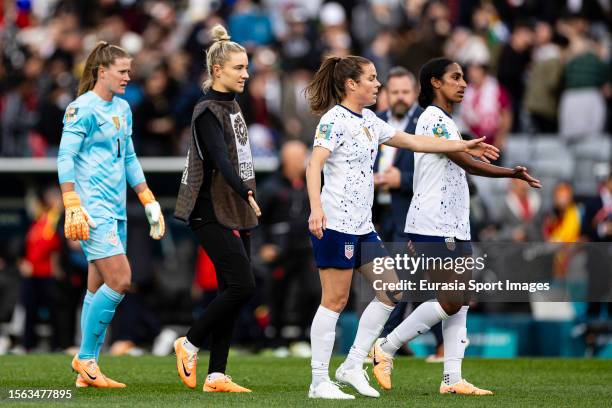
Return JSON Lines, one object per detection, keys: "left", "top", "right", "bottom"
{"left": 57, "top": 42, "right": 165, "bottom": 388}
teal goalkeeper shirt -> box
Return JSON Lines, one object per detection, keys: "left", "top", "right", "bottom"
{"left": 57, "top": 91, "right": 145, "bottom": 221}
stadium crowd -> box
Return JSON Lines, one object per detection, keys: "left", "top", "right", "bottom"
{"left": 0, "top": 0, "right": 611, "bottom": 356}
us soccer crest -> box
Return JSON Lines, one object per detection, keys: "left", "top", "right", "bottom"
{"left": 345, "top": 243, "right": 354, "bottom": 260}
{"left": 112, "top": 116, "right": 120, "bottom": 130}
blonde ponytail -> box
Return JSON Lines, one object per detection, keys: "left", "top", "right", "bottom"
{"left": 202, "top": 24, "right": 246, "bottom": 91}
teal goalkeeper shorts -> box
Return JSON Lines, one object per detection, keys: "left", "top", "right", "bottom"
{"left": 80, "top": 217, "right": 127, "bottom": 262}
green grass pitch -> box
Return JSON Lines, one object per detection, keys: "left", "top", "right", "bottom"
{"left": 1, "top": 355, "right": 611, "bottom": 407}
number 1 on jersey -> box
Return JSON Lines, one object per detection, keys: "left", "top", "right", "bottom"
{"left": 116, "top": 138, "right": 121, "bottom": 158}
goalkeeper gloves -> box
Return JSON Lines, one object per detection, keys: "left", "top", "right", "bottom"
{"left": 62, "top": 191, "right": 96, "bottom": 241}
{"left": 138, "top": 188, "right": 165, "bottom": 240}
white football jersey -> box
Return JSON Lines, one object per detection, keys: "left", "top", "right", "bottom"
{"left": 405, "top": 105, "right": 471, "bottom": 240}
{"left": 313, "top": 105, "right": 396, "bottom": 235}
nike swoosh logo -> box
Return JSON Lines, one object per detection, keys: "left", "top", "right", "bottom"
{"left": 461, "top": 340, "right": 467, "bottom": 343}
{"left": 207, "top": 385, "right": 217, "bottom": 390}
{"left": 182, "top": 361, "right": 191, "bottom": 377}
{"left": 85, "top": 370, "right": 97, "bottom": 381}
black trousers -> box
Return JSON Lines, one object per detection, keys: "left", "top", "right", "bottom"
{"left": 187, "top": 221, "right": 255, "bottom": 374}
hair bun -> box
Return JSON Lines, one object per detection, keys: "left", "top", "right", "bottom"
{"left": 211, "top": 24, "right": 231, "bottom": 42}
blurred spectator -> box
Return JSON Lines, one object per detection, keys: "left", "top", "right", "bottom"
{"left": 394, "top": 0, "right": 451, "bottom": 76}
{"left": 134, "top": 62, "right": 179, "bottom": 156}
{"left": 277, "top": 6, "right": 321, "bottom": 72}
{"left": 497, "top": 20, "right": 534, "bottom": 132}
{"left": 496, "top": 179, "right": 543, "bottom": 242}
{"left": 524, "top": 24, "right": 569, "bottom": 133}
{"left": 584, "top": 172, "right": 612, "bottom": 241}
{"left": 280, "top": 69, "right": 318, "bottom": 144}
{"left": 19, "top": 186, "right": 62, "bottom": 351}
{"left": 35, "top": 81, "right": 72, "bottom": 155}
{"left": 351, "top": 0, "right": 404, "bottom": 52}
{"left": 1, "top": 73, "right": 39, "bottom": 157}
{"left": 319, "top": 2, "right": 352, "bottom": 56}
{"left": 229, "top": 0, "right": 275, "bottom": 50}
{"left": 363, "top": 30, "right": 394, "bottom": 82}
{"left": 459, "top": 61, "right": 512, "bottom": 150}
{"left": 557, "top": 13, "right": 608, "bottom": 139}
{"left": 543, "top": 181, "right": 582, "bottom": 243}
{"left": 257, "top": 140, "right": 318, "bottom": 349}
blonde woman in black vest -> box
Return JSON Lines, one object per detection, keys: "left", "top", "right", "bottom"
{"left": 173, "top": 24, "right": 260, "bottom": 393}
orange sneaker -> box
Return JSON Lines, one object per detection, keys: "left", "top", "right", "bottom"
{"left": 439, "top": 379, "right": 493, "bottom": 395}
{"left": 174, "top": 337, "right": 197, "bottom": 389}
{"left": 203, "top": 375, "right": 252, "bottom": 393}
{"left": 75, "top": 374, "right": 89, "bottom": 388}
{"left": 71, "top": 356, "right": 108, "bottom": 388}
{"left": 76, "top": 374, "right": 126, "bottom": 388}
{"left": 372, "top": 338, "right": 394, "bottom": 390}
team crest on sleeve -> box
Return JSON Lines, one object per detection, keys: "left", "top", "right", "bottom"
{"left": 316, "top": 123, "right": 332, "bottom": 140}
{"left": 65, "top": 107, "right": 79, "bottom": 122}
{"left": 344, "top": 243, "right": 354, "bottom": 260}
{"left": 433, "top": 123, "right": 450, "bottom": 139}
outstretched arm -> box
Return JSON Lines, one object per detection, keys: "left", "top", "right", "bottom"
{"left": 446, "top": 151, "right": 542, "bottom": 187}
{"left": 384, "top": 130, "right": 499, "bottom": 162}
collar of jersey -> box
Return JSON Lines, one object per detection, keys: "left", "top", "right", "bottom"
{"left": 337, "top": 104, "right": 363, "bottom": 118}
{"left": 430, "top": 104, "right": 452, "bottom": 119}
{"left": 88, "top": 91, "right": 114, "bottom": 106}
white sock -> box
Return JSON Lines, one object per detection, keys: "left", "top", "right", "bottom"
{"left": 443, "top": 305, "right": 468, "bottom": 385}
{"left": 183, "top": 337, "right": 199, "bottom": 354}
{"left": 310, "top": 305, "right": 340, "bottom": 387}
{"left": 344, "top": 299, "right": 394, "bottom": 370}
{"left": 207, "top": 372, "right": 225, "bottom": 381}
{"left": 381, "top": 300, "right": 448, "bottom": 356}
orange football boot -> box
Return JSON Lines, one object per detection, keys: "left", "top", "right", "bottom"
{"left": 371, "top": 338, "right": 394, "bottom": 390}
{"left": 174, "top": 337, "right": 197, "bottom": 389}
{"left": 71, "top": 356, "right": 108, "bottom": 388}
{"left": 76, "top": 374, "right": 126, "bottom": 388}
{"left": 203, "top": 375, "right": 252, "bottom": 393}
{"left": 440, "top": 379, "right": 493, "bottom": 395}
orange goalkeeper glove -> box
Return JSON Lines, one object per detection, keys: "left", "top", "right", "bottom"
{"left": 62, "top": 191, "right": 96, "bottom": 241}
{"left": 138, "top": 188, "right": 165, "bottom": 240}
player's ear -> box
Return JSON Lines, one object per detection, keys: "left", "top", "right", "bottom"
{"left": 431, "top": 77, "right": 441, "bottom": 89}
{"left": 97, "top": 65, "right": 107, "bottom": 81}
{"left": 213, "top": 64, "right": 222, "bottom": 79}
{"left": 347, "top": 78, "right": 356, "bottom": 91}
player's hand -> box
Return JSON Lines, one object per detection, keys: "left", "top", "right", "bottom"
{"left": 309, "top": 206, "right": 327, "bottom": 239}
{"left": 138, "top": 188, "right": 165, "bottom": 240}
{"left": 63, "top": 191, "right": 97, "bottom": 241}
{"left": 513, "top": 166, "right": 542, "bottom": 188}
{"left": 247, "top": 191, "right": 261, "bottom": 217}
{"left": 464, "top": 137, "right": 500, "bottom": 163}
